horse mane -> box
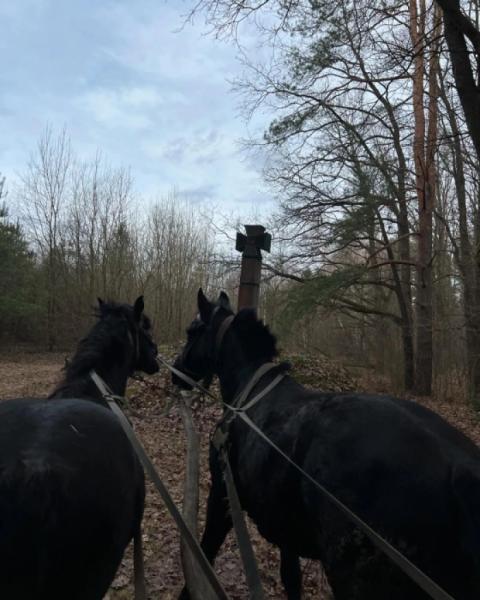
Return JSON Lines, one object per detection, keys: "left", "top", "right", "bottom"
{"left": 231, "top": 309, "right": 279, "bottom": 363}
{"left": 50, "top": 301, "right": 131, "bottom": 396}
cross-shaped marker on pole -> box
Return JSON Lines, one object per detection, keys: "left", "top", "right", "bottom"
{"left": 236, "top": 225, "right": 271, "bottom": 312}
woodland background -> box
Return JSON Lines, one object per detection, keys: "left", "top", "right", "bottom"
{"left": 2, "top": 0, "right": 480, "bottom": 405}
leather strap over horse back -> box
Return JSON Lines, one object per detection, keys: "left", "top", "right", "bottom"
{"left": 89, "top": 370, "right": 230, "bottom": 600}
{"left": 221, "top": 450, "right": 265, "bottom": 600}
{"left": 155, "top": 335, "right": 456, "bottom": 600}
{"left": 215, "top": 314, "right": 234, "bottom": 362}
{"left": 232, "top": 362, "right": 284, "bottom": 409}
{"left": 210, "top": 309, "right": 287, "bottom": 452}
{"left": 212, "top": 363, "right": 286, "bottom": 452}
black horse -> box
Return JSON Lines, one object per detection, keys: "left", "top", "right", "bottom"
{"left": 0, "top": 296, "right": 159, "bottom": 600}
{"left": 173, "top": 289, "right": 480, "bottom": 600}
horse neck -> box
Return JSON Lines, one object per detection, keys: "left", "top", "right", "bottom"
{"left": 50, "top": 325, "right": 132, "bottom": 402}
{"left": 53, "top": 363, "right": 130, "bottom": 402}
{"left": 216, "top": 338, "right": 266, "bottom": 404}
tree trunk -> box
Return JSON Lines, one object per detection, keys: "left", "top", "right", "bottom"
{"left": 435, "top": 0, "right": 480, "bottom": 161}
{"left": 397, "top": 210, "right": 415, "bottom": 390}
{"left": 47, "top": 248, "right": 57, "bottom": 351}
{"left": 439, "top": 67, "right": 480, "bottom": 405}
{"left": 376, "top": 209, "right": 415, "bottom": 390}
{"left": 410, "top": 0, "right": 438, "bottom": 395}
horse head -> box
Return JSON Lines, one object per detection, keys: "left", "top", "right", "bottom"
{"left": 172, "top": 288, "right": 232, "bottom": 389}
{"left": 97, "top": 295, "right": 159, "bottom": 375}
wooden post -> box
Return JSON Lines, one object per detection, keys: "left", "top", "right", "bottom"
{"left": 236, "top": 224, "right": 271, "bottom": 312}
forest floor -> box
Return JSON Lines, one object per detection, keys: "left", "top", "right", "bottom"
{"left": 0, "top": 349, "right": 479, "bottom": 599}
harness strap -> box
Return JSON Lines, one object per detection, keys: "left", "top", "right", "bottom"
{"left": 221, "top": 450, "right": 265, "bottom": 600}
{"left": 156, "top": 355, "right": 217, "bottom": 401}
{"left": 215, "top": 314, "right": 235, "bottom": 362}
{"left": 233, "top": 363, "right": 283, "bottom": 408}
{"left": 212, "top": 363, "right": 283, "bottom": 600}
{"left": 241, "top": 373, "right": 285, "bottom": 410}
{"left": 127, "top": 327, "right": 141, "bottom": 366}
{"left": 90, "top": 371, "right": 126, "bottom": 404}
{"left": 212, "top": 368, "right": 285, "bottom": 452}
{"left": 89, "top": 370, "right": 230, "bottom": 600}
{"left": 149, "top": 358, "right": 455, "bottom": 600}
{"left": 90, "top": 357, "right": 455, "bottom": 600}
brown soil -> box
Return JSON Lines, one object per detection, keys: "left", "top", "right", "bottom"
{"left": 1, "top": 351, "right": 479, "bottom": 599}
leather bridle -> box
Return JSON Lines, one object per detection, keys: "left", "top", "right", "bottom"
{"left": 180, "top": 307, "right": 235, "bottom": 381}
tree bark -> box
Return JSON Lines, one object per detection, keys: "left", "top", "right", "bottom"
{"left": 410, "top": 0, "right": 439, "bottom": 395}
{"left": 439, "top": 68, "right": 480, "bottom": 404}
{"left": 435, "top": 0, "right": 480, "bottom": 161}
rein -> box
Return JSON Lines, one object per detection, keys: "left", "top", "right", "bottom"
{"left": 214, "top": 313, "right": 234, "bottom": 363}
{"left": 156, "top": 355, "right": 217, "bottom": 401}
{"left": 89, "top": 370, "right": 229, "bottom": 600}
{"left": 166, "top": 307, "right": 280, "bottom": 600}
{"left": 211, "top": 362, "right": 285, "bottom": 452}
{"left": 90, "top": 306, "right": 455, "bottom": 600}
{"left": 127, "top": 324, "right": 141, "bottom": 368}
{"left": 164, "top": 311, "right": 455, "bottom": 600}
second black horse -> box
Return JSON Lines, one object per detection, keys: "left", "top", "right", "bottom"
{"left": 0, "top": 296, "right": 159, "bottom": 600}
{"left": 173, "top": 289, "right": 480, "bottom": 600}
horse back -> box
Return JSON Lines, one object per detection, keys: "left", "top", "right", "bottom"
{"left": 227, "top": 384, "right": 480, "bottom": 599}
{"left": 0, "top": 397, "right": 144, "bottom": 600}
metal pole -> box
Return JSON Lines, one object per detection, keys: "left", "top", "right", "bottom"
{"left": 236, "top": 225, "right": 271, "bottom": 312}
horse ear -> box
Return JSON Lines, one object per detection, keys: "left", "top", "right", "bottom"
{"left": 97, "top": 297, "right": 106, "bottom": 316}
{"left": 198, "top": 288, "right": 212, "bottom": 322}
{"left": 218, "top": 291, "right": 231, "bottom": 311}
{"left": 133, "top": 296, "right": 144, "bottom": 322}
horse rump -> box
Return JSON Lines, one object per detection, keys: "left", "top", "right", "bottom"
{"left": 0, "top": 398, "right": 144, "bottom": 600}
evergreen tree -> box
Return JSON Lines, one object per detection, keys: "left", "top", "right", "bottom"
{"left": 0, "top": 192, "right": 41, "bottom": 340}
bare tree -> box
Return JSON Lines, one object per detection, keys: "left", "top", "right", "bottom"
{"left": 192, "top": 0, "right": 421, "bottom": 389}
{"left": 189, "top": 0, "right": 463, "bottom": 395}
{"left": 436, "top": 49, "right": 480, "bottom": 403}
{"left": 434, "top": 0, "right": 480, "bottom": 159}
{"left": 409, "top": 0, "right": 441, "bottom": 394}
{"left": 19, "top": 126, "right": 71, "bottom": 350}
{"left": 140, "top": 193, "right": 216, "bottom": 343}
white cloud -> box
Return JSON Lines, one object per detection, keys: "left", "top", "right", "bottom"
{"left": 76, "top": 85, "right": 188, "bottom": 130}
{"left": 0, "top": 0, "right": 275, "bottom": 222}
{"left": 95, "top": 2, "right": 236, "bottom": 85}
{"left": 77, "top": 90, "right": 149, "bottom": 130}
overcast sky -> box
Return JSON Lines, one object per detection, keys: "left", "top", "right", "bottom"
{"left": 0, "top": 0, "right": 275, "bottom": 218}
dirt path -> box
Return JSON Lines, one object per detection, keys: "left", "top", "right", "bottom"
{"left": 1, "top": 352, "right": 479, "bottom": 599}
{"left": 0, "top": 353, "right": 328, "bottom": 599}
